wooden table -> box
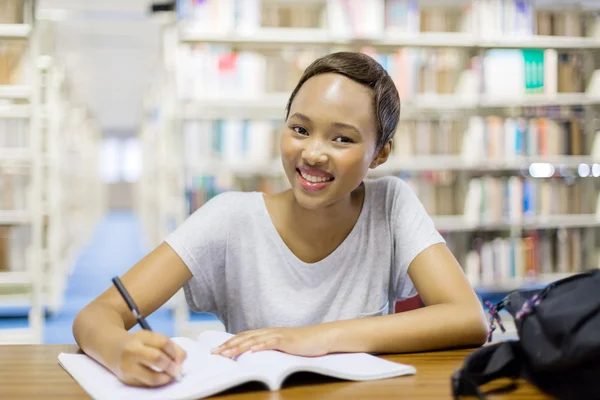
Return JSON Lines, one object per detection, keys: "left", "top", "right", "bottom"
{"left": 0, "top": 345, "right": 552, "bottom": 399}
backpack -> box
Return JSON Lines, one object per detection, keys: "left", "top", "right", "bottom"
{"left": 452, "top": 269, "right": 600, "bottom": 400}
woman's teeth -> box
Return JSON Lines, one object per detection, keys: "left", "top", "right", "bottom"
{"left": 299, "top": 170, "right": 333, "bottom": 183}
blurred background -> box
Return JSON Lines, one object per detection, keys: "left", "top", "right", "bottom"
{"left": 1, "top": 0, "right": 600, "bottom": 345}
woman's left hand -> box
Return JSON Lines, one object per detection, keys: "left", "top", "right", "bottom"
{"left": 211, "top": 326, "right": 335, "bottom": 359}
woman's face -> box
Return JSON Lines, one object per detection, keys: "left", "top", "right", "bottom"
{"left": 281, "top": 73, "right": 384, "bottom": 210}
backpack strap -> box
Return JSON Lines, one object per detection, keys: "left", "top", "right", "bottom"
{"left": 452, "top": 341, "right": 523, "bottom": 399}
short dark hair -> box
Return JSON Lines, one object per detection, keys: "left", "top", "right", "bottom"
{"left": 285, "top": 51, "right": 400, "bottom": 151}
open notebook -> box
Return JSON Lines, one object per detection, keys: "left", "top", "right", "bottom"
{"left": 58, "top": 330, "right": 416, "bottom": 400}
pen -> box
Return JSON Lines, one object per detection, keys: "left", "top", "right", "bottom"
{"left": 111, "top": 276, "right": 182, "bottom": 381}
{"left": 112, "top": 276, "right": 152, "bottom": 330}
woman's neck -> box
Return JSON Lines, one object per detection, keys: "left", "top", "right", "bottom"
{"left": 286, "top": 184, "right": 365, "bottom": 238}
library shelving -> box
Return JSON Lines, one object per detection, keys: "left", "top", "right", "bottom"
{"left": 0, "top": 5, "right": 104, "bottom": 343}
{"left": 141, "top": 0, "right": 600, "bottom": 336}
{"left": 0, "top": 0, "right": 43, "bottom": 344}
{"left": 41, "top": 59, "right": 104, "bottom": 314}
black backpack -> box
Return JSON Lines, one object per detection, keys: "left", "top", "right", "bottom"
{"left": 452, "top": 269, "right": 600, "bottom": 400}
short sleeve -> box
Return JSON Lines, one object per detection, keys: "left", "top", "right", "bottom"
{"left": 164, "top": 192, "right": 236, "bottom": 313}
{"left": 391, "top": 179, "right": 445, "bottom": 300}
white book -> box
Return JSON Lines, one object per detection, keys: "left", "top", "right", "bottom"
{"left": 58, "top": 330, "right": 416, "bottom": 400}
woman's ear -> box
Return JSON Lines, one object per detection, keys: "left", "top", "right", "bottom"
{"left": 370, "top": 139, "right": 392, "bottom": 169}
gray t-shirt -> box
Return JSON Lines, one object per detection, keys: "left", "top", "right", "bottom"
{"left": 165, "top": 176, "right": 445, "bottom": 334}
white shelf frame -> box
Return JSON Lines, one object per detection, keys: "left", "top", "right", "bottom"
{"left": 179, "top": 27, "right": 600, "bottom": 50}
{"left": 0, "top": 23, "right": 32, "bottom": 40}
{"left": 0, "top": 0, "right": 44, "bottom": 345}
{"left": 180, "top": 93, "right": 600, "bottom": 120}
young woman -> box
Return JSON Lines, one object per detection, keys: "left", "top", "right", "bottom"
{"left": 73, "top": 51, "right": 488, "bottom": 387}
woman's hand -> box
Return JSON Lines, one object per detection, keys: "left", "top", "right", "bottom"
{"left": 113, "top": 330, "right": 187, "bottom": 387}
{"left": 211, "top": 326, "right": 335, "bottom": 359}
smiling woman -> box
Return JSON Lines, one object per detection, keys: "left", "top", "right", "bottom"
{"left": 72, "top": 51, "right": 488, "bottom": 388}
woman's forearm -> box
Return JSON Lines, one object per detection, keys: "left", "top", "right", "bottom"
{"left": 323, "top": 303, "right": 489, "bottom": 354}
{"left": 72, "top": 302, "right": 131, "bottom": 372}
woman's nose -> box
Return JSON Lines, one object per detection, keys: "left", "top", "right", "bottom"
{"left": 302, "top": 139, "right": 328, "bottom": 166}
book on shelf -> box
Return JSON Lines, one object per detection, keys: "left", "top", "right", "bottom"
{"left": 0, "top": 0, "right": 24, "bottom": 25}
{"left": 0, "top": 42, "right": 24, "bottom": 86}
{"left": 0, "top": 168, "right": 28, "bottom": 211}
{"left": 0, "top": 228, "right": 8, "bottom": 272}
{"left": 181, "top": 119, "right": 278, "bottom": 168}
{"left": 263, "top": 1, "right": 325, "bottom": 29}
{"left": 176, "top": 0, "right": 261, "bottom": 34}
{"left": 58, "top": 330, "right": 415, "bottom": 400}
{"left": 392, "top": 113, "right": 586, "bottom": 161}
{"left": 463, "top": 228, "right": 590, "bottom": 288}
{"left": 464, "top": 176, "right": 594, "bottom": 224}
{"left": 463, "top": 115, "right": 586, "bottom": 161}
{"left": 0, "top": 225, "right": 29, "bottom": 274}
{"left": 175, "top": 0, "right": 600, "bottom": 39}
{"left": 174, "top": 46, "right": 590, "bottom": 108}
{"left": 473, "top": 0, "right": 535, "bottom": 38}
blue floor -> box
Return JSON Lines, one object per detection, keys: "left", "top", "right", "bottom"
{"left": 1, "top": 212, "right": 178, "bottom": 343}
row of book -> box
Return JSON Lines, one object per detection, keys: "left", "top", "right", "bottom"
{"left": 180, "top": 116, "right": 589, "bottom": 166}
{"left": 0, "top": 119, "right": 29, "bottom": 148}
{"left": 175, "top": 46, "right": 585, "bottom": 101}
{"left": 394, "top": 118, "right": 463, "bottom": 157}
{"left": 175, "top": 0, "right": 595, "bottom": 38}
{"left": 0, "top": 0, "right": 23, "bottom": 24}
{"left": 462, "top": 228, "right": 590, "bottom": 288}
{"left": 184, "top": 174, "right": 284, "bottom": 215}
{"left": 181, "top": 166, "right": 597, "bottom": 221}
{"left": 394, "top": 115, "right": 586, "bottom": 159}
{"left": 465, "top": 176, "right": 595, "bottom": 223}
{"left": 0, "top": 170, "right": 28, "bottom": 210}
{"left": 0, "top": 226, "right": 29, "bottom": 272}
{"left": 181, "top": 119, "right": 279, "bottom": 167}
{"left": 481, "top": 49, "right": 583, "bottom": 97}
{"left": 404, "top": 175, "right": 462, "bottom": 216}
{"left": 0, "top": 43, "right": 24, "bottom": 86}
{"left": 464, "top": 116, "right": 585, "bottom": 160}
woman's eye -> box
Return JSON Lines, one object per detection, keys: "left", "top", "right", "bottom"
{"left": 293, "top": 126, "right": 308, "bottom": 135}
{"left": 334, "top": 136, "right": 353, "bottom": 143}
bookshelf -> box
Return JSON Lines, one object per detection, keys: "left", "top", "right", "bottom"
{"left": 142, "top": 0, "right": 600, "bottom": 337}
{"left": 0, "top": 0, "right": 43, "bottom": 344}
{"left": 41, "top": 59, "right": 104, "bottom": 313}
{"left": 0, "top": 5, "right": 103, "bottom": 343}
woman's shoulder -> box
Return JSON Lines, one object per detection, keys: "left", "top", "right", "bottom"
{"left": 192, "top": 190, "right": 261, "bottom": 219}
{"left": 364, "top": 175, "right": 426, "bottom": 217}
{"left": 365, "top": 175, "right": 415, "bottom": 202}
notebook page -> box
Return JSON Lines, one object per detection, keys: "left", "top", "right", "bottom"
{"left": 194, "top": 330, "right": 236, "bottom": 353}
{"left": 58, "top": 337, "right": 248, "bottom": 400}
{"left": 302, "top": 352, "right": 416, "bottom": 381}
{"left": 236, "top": 348, "right": 415, "bottom": 387}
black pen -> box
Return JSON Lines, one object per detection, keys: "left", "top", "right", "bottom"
{"left": 112, "top": 276, "right": 182, "bottom": 381}
{"left": 112, "top": 276, "right": 153, "bottom": 330}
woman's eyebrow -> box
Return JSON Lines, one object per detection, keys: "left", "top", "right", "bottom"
{"left": 289, "top": 112, "right": 311, "bottom": 122}
{"left": 331, "top": 121, "right": 360, "bottom": 135}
